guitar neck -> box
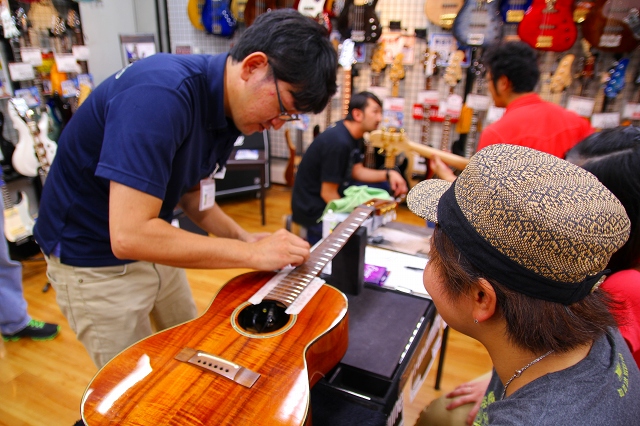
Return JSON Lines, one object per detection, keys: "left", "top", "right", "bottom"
{"left": 464, "top": 112, "right": 479, "bottom": 159}
{"left": 342, "top": 69, "right": 351, "bottom": 118}
{"left": 407, "top": 140, "right": 469, "bottom": 170}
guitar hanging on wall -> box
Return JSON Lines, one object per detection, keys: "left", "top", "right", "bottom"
{"left": 451, "top": 0, "right": 504, "bottom": 48}
{"left": 81, "top": 199, "right": 397, "bottom": 426}
{"left": 440, "top": 51, "right": 464, "bottom": 153}
{"left": 243, "top": 0, "right": 278, "bottom": 27}
{"left": 337, "top": 0, "right": 381, "bottom": 43}
{"left": 1, "top": 176, "right": 40, "bottom": 261}
{"left": 424, "top": 0, "right": 464, "bottom": 30}
{"left": 9, "top": 98, "right": 57, "bottom": 184}
{"left": 582, "top": 0, "right": 640, "bottom": 53}
{"left": 294, "top": 0, "right": 333, "bottom": 33}
{"left": 202, "top": 0, "right": 237, "bottom": 37}
{"left": 518, "top": 0, "right": 578, "bottom": 52}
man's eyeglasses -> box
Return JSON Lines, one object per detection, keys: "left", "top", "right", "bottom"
{"left": 274, "top": 77, "right": 300, "bottom": 122}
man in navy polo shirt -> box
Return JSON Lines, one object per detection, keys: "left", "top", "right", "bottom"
{"left": 33, "top": 9, "right": 337, "bottom": 368}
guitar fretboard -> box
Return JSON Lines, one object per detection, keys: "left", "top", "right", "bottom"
{"left": 264, "top": 206, "right": 374, "bottom": 306}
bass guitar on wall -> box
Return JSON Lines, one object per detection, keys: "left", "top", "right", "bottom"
{"left": 451, "top": 0, "right": 503, "bottom": 48}
{"left": 81, "top": 199, "right": 397, "bottom": 426}
{"left": 337, "top": 0, "right": 381, "bottom": 43}
{"left": 518, "top": 0, "right": 577, "bottom": 52}
{"left": 582, "top": 0, "right": 640, "bottom": 53}
{"left": 202, "top": 0, "right": 237, "bottom": 37}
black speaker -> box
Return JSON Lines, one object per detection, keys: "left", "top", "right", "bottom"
{"left": 327, "top": 227, "right": 367, "bottom": 295}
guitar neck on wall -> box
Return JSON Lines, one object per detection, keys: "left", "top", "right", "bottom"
{"left": 440, "top": 51, "right": 464, "bottom": 153}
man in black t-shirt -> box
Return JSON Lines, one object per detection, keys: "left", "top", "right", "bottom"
{"left": 291, "top": 92, "right": 407, "bottom": 244}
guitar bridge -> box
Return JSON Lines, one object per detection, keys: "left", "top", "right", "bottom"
{"left": 175, "top": 347, "right": 260, "bottom": 388}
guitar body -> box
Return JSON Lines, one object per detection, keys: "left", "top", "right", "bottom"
{"left": 187, "top": 0, "right": 206, "bottom": 30}
{"left": 202, "top": 0, "right": 237, "bottom": 37}
{"left": 3, "top": 191, "right": 34, "bottom": 243}
{"left": 582, "top": 0, "right": 640, "bottom": 53}
{"left": 337, "top": 0, "right": 381, "bottom": 43}
{"left": 295, "top": 0, "right": 333, "bottom": 32}
{"left": 8, "top": 103, "right": 57, "bottom": 178}
{"left": 518, "top": 0, "right": 577, "bottom": 52}
{"left": 243, "top": 0, "right": 279, "bottom": 27}
{"left": 424, "top": 0, "right": 464, "bottom": 29}
{"left": 499, "top": 0, "right": 533, "bottom": 23}
{"left": 82, "top": 270, "right": 349, "bottom": 426}
{"left": 452, "top": 0, "right": 503, "bottom": 48}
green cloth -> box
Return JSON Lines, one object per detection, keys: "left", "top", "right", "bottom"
{"left": 320, "top": 186, "right": 392, "bottom": 222}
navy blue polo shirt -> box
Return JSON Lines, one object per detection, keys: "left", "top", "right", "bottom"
{"left": 34, "top": 53, "right": 241, "bottom": 267}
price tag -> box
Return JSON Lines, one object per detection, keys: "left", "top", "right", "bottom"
{"left": 466, "top": 94, "right": 491, "bottom": 111}
{"left": 72, "top": 45, "right": 90, "bottom": 61}
{"left": 20, "top": 47, "right": 43, "bottom": 66}
{"left": 54, "top": 53, "right": 81, "bottom": 73}
{"left": 446, "top": 94, "right": 463, "bottom": 116}
{"left": 566, "top": 96, "right": 596, "bottom": 118}
{"left": 417, "top": 90, "right": 439, "bottom": 105}
{"left": 61, "top": 80, "right": 77, "bottom": 98}
{"left": 623, "top": 102, "right": 640, "bottom": 120}
{"left": 485, "top": 106, "right": 506, "bottom": 124}
{"left": 591, "top": 112, "right": 620, "bottom": 129}
{"left": 8, "top": 62, "right": 35, "bottom": 81}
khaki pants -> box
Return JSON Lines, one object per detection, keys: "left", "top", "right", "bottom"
{"left": 45, "top": 255, "right": 197, "bottom": 368}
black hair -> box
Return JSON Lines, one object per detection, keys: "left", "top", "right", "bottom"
{"left": 566, "top": 126, "right": 640, "bottom": 272}
{"left": 345, "top": 91, "right": 382, "bottom": 121}
{"left": 229, "top": 9, "right": 337, "bottom": 114}
{"left": 429, "top": 226, "right": 619, "bottom": 354}
{"left": 482, "top": 41, "right": 540, "bottom": 93}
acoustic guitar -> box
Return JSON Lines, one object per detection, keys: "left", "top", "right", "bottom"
{"left": 81, "top": 198, "right": 397, "bottom": 425}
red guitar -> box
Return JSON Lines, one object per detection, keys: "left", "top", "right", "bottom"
{"left": 518, "top": 0, "right": 577, "bottom": 52}
{"left": 81, "top": 199, "right": 397, "bottom": 426}
{"left": 582, "top": 0, "right": 640, "bottom": 53}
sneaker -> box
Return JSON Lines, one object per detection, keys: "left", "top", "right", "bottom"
{"left": 2, "top": 319, "right": 60, "bottom": 341}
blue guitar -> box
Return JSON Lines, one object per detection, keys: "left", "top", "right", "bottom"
{"left": 601, "top": 58, "right": 629, "bottom": 112}
{"left": 452, "top": 0, "right": 504, "bottom": 48}
{"left": 202, "top": 0, "right": 237, "bottom": 37}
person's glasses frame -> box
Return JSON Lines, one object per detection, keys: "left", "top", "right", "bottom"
{"left": 273, "top": 74, "right": 300, "bottom": 122}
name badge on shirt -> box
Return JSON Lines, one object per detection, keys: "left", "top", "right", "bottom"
{"left": 199, "top": 178, "right": 216, "bottom": 211}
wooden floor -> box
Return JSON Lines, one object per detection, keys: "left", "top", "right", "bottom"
{"left": 0, "top": 184, "right": 492, "bottom": 426}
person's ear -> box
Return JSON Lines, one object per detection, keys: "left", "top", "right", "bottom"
{"left": 352, "top": 108, "right": 364, "bottom": 122}
{"left": 496, "top": 75, "right": 512, "bottom": 94}
{"left": 472, "top": 278, "right": 497, "bottom": 323}
{"left": 240, "top": 52, "right": 269, "bottom": 81}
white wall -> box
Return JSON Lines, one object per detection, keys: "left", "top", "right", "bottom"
{"left": 79, "top": 0, "right": 161, "bottom": 85}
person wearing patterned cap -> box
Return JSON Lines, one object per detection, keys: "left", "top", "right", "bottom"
{"left": 410, "top": 144, "right": 640, "bottom": 425}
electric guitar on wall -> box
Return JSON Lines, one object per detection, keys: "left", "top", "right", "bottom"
{"left": 243, "top": 0, "right": 278, "bottom": 27}
{"left": 202, "top": 0, "right": 237, "bottom": 37}
{"left": 9, "top": 98, "right": 57, "bottom": 184}
{"left": 518, "top": 0, "right": 577, "bottom": 52}
{"left": 424, "top": 0, "right": 464, "bottom": 29}
{"left": 81, "top": 199, "right": 398, "bottom": 426}
{"left": 582, "top": 0, "right": 640, "bottom": 53}
{"left": 451, "top": 0, "right": 503, "bottom": 48}
{"left": 294, "top": 0, "right": 333, "bottom": 33}
{"left": 440, "top": 51, "right": 465, "bottom": 153}
{"left": 549, "top": 53, "right": 575, "bottom": 105}
{"left": 338, "top": 38, "right": 355, "bottom": 119}
{"left": 337, "top": 0, "right": 382, "bottom": 43}
{"left": 187, "top": 0, "right": 206, "bottom": 30}
{"left": 1, "top": 177, "right": 40, "bottom": 261}
{"left": 500, "top": 0, "right": 533, "bottom": 23}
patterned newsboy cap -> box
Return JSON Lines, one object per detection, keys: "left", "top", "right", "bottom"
{"left": 407, "top": 144, "right": 631, "bottom": 304}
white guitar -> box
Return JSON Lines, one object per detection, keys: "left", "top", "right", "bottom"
{"left": 9, "top": 98, "right": 57, "bottom": 179}
{"left": 1, "top": 178, "right": 34, "bottom": 244}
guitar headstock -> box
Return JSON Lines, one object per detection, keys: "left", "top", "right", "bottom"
{"left": 370, "top": 41, "right": 386, "bottom": 74}
{"left": 338, "top": 39, "right": 355, "bottom": 71}
{"left": 367, "top": 128, "right": 411, "bottom": 159}
{"left": 604, "top": 58, "right": 630, "bottom": 99}
{"left": 550, "top": 54, "right": 575, "bottom": 94}
{"left": 362, "top": 197, "right": 398, "bottom": 227}
{"left": 443, "top": 50, "right": 465, "bottom": 88}
{"left": 424, "top": 49, "right": 438, "bottom": 78}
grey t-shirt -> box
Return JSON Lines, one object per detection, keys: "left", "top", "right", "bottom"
{"left": 475, "top": 328, "right": 640, "bottom": 425}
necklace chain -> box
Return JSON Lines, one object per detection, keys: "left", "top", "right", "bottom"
{"left": 501, "top": 350, "right": 554, "bottom": 399}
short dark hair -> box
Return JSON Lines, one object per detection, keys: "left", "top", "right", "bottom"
{"left": 482, "top": 41, "right": 540, "bottom": 93}
{"left": 429, "top": 226, "right": 618, "bottom": 354}
{"left": 566, "top": 126, "right": 640, "bottom": 272}
{"left": 229, "top": 9, "right": 337, "bottom": 114}
{"left": 345, "top": 91, "right": 382, "bottom": 121}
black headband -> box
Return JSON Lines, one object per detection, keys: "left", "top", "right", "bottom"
{"left": 437, "top": 183, "right": 608, "bottom": 305}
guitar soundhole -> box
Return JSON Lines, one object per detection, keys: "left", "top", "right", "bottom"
{"left": 237, "top": 300, "right": 290, "bottom": 334}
